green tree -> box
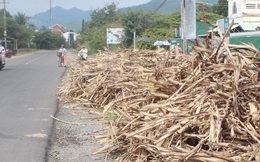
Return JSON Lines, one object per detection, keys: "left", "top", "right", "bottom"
{"left": 33, "top": 30, "right": 65, "bottom": 49}
{"left": 0, "top": 9, "right": 13, "bottom": 42}
{"left": 8, "top": 12, "right": 35, "bottom": 48}
{"left": 197, "top": 12, "right": 224, "bottom": 25}
{"left": 89, "top": 2, "right": 120, "bottom": 28}
{"left": 121, "top": 10, "right": 153, "bottom": 48}
{"left": 81, "top": 19, "right": 85, "bottom": 32}
{"left": 134, "top": 11, "right": 181, "bottom": 50}
{"left": 77, "top": 2, "right": 226, "bottom": 52}
{"left": 0, "top": 9, "right": 36, "bottom": 48}
{"left": 213, "top": 0, "right": 228, "bottom": 17}
{"left": 13, "top": 12, "right": 28, "bottom": 25}
{"left": 76, "top": 3, "right": 122, "bottom": 53}
{"left": 8, "top": 23, "right": 34, "bottom": 48}
{"left": 150, "top": 12, "right": 180, "bottom": 29}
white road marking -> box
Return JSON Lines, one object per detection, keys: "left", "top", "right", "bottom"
{"left": 27, "top": 108, "right": 50, "bottom": 111}
{"left": 25, "top": 54, "right": 47, "bottom": 64}
{"left": 24, "top": 133, "right": 47, "bottom": 138}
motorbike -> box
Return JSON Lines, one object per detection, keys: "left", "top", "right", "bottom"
{"left": 78, "top": 51, "right": 88, "bottom": 60}
{"left": 0, "top": 51, "right": 5, "bottom": 70}
{"left": 5, "top": 49, "right": 12, "bottom": 58}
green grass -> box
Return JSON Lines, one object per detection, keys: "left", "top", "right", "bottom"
{"left": 98, "top": 107, "right": 118, "bottom": 122}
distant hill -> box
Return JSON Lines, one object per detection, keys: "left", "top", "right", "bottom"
{"left": 29, "top": 0, "right": 218, "bottom": 32}
{"left": 120, "top": 0, "right": 218, "bottom": 13}
{"left": 29, "top": 6, "right": 91, "bottom": 32}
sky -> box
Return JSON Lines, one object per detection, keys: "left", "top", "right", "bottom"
{"left": 4, "top": 0, "right": 152, "bottom": 16}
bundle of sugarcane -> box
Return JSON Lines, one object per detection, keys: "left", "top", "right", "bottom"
{"left": 58, "top": 40, "right": 259, "bottom": 161}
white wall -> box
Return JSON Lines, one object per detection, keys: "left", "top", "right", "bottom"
{"left": 228, "top": 0, "right": 260, "bottom": 30}
{"left": 62, "top": 32, "right": 79, "bottom": 46}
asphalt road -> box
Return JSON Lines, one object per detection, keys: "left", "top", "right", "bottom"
{"left": 0, "top": 51, "right": 66, "bottom": 162}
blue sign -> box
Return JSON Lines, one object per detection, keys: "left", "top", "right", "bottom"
{"left": 224, "top": 18, "right": 229, "bottom": 33}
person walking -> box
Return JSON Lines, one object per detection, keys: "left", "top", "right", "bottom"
{"left": 58, "top": 44, "right": 67, "bottom": 67}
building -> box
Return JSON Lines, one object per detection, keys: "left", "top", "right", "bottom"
{"left": 50, "top": 24, "right": 79, "bottom": 46}
{"left": 50, "top": 24, "right": 66, "bottom": 35}
{"left": 226, "top": 0, "right": 260, "bottom": 49}
{"left": 62, "top": 32, "right": 79, "bottom": 46}
{"left": 228, "top": 0, "right": 260, "bottom": 31}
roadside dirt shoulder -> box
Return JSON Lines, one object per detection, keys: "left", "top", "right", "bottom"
{"left": 46, "top": 51, "right": 110, "bottom": 162}
{"left": 46, "top": 103, "right": 109, "bottom": 162}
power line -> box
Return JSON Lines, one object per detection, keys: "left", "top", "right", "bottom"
{"left": 153, "top": 0, "right": 168, "bottom": 13}
{"left": 152, "top": 0, "right": 227, "bottom": 14}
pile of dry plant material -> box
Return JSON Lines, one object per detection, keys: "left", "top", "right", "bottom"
{"left": 57, "top": 41, "right": 260, "bottom": 161}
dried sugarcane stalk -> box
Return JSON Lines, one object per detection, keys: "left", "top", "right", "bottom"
{"left": 57, "top": 37, "right": 260, "bottom": 161}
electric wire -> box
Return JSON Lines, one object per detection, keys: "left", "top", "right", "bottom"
{"left": 152, "top": 0, "right": 227, "bottom": 14}
{"left": 153, "top": 0, "right": 168, "bottom": 13}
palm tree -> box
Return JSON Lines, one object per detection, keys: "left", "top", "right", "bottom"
{"left": 14, "top": 12, "right": 28, "bottom": 25}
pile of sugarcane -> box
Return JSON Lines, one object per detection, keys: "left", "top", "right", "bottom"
{"left": 58, "top": 38, "right": 260, "bottom": 161}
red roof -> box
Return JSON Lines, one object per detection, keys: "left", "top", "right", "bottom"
{"left": 50, "top": 24, "right": 65, "bottom": 35}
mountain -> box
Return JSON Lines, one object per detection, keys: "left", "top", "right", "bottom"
{"left": 120, "top": 0, "right": 218, "bottom": 13}
{"left": 29, "top": 0, "right": 218, "bottom": 32}
{"left": 29, "top": 6, "right": 91, "bottom": 32}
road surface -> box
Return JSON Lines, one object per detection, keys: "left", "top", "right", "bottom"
{"left": 0, "top": 51, "right": 66, "bottom": 162}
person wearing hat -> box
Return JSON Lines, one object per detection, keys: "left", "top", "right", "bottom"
{"left": 78, "top": 46, "right": 88, "bottom": 60}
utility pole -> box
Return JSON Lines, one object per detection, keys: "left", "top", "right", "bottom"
{"left": 181, "top": 0, "right": 196, "bottom": 54}
{"left": 133, "top": 31, "right": 136, "bottom": 50}
{"left": 50, "top": 0, "right": 52, "bottom": 27}
{"left": 3, "top": 0, "right": 7, "bottom": 48}
{"left": 182, "top": 0, "right": 187, "bottom": 54}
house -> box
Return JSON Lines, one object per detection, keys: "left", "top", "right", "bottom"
{"left": 228, "top": 0, "right": 260, "bottom": 31}
{"left": 227, "top": 0, "right": 260, "bottom": 49}
{"left": 62, "top": 32, "right": 79, "bottom": 46}
{"left": 50, "top": 24, "right": 66, "bottom": 35}
{"left": 50, "top": 24, "right": 79, "bottom": 46}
